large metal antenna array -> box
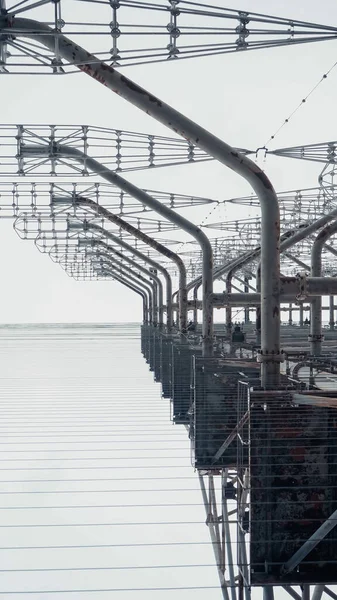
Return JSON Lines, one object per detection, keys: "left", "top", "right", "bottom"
{"left": 2, "top": 2, "right": 337, "bottom": 599}
{"left": 1, "top": 0, "right": 337, "bottom": 73}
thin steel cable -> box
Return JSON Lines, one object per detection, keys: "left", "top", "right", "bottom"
{"left": 262, "top": 58, "right": 337, "bottom": 148}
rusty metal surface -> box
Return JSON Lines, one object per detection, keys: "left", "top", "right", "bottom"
{"left": 250, "top": 399, "right": 337, "bottom": 585}
{"left": 192, "top": 359, "right": 258, "bottom": 470}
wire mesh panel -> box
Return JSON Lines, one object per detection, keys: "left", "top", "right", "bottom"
{"left": 250, "top": 396, "right": 337, "bottom": 585}
{"left": 141, "top": 324, "right": 152, "bottom": 364}
{"left": 172, "top": 342, "right": 201, "bottom": 424}
{"left": 192, "top": 358, "right": 259, "bottom": 470}
{"left": 159, "top": 332, "right": 175, "bottom": 399}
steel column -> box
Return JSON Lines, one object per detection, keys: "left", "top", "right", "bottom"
{"left": 311, "top": 221, "right": 337, "bottom": 355}
{"left": 330, "top": 295, "right": 335, "bottom": 330}
{"left": 244, "top": 277, "right": 250, "bottom": 323}
{"left": 312, "top": 585, "right": 325, "bottom": 600}
{"left": 301, "top": 586, "right": 310, "bottom": 600}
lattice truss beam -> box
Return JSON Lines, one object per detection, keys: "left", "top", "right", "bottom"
{"left": 269, "top": 141, "right": 337, "bottom": 164}
{"left": 14, "top": 213, "right": 337, "bottom": 285}
{"left": 0, "top": 124, "right": 218, "bottom": 174}
{"left": 6, "top": 180, "right": 337, "bottom": 280}
{"left": 2, "top": 127, "right": 337, "bottom": 279}
{"left": 4, "top": 126, "right": 337, "bottom": 199}
{"left": 4, "top": 181, "right": 215, "bottom": 224}
{"left": 0, "top": 0, "right": 337, "bottom": 73}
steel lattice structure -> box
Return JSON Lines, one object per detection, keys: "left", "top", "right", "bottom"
{"left": 1, "top": 0, "right": 337, "bottom": 73}
{"left": 3, "top": 2, "right": 337, "bottom": 600}
{"left": 0, "top": 124, "right": 215, "bottom": 174}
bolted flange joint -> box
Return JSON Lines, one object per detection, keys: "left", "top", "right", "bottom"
{"left": 257, "top": 350, "right": 285, "bottom": 363}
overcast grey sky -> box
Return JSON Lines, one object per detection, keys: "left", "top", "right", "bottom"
{"left": 1, "top": 0, "right": 337, "bottom": 325}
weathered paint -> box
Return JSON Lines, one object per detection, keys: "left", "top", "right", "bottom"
{"left": 250, "top": 398, "right": 337, "bottom": 585}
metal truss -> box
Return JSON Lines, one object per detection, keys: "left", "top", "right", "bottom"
{"left": 269, "top": 142, "right": 337, "bottom": 165}
{"left": 13, "top": 207, "right": 337, "bottom": 282}
{"left": 0, "top": 124, "right": 214, "bottom": 175}
{"left": 198, "top": 444, "right": 337, "bottom": 600}
{"left": 264, "top": 144, "right": 337, "bottom": 207}
{"left": 1, "top": 1, "right": 337, "bottom": 73}
{"left": 222, "top": 186, "right": 337, "bottom": 212}
{"left": 3, "top": 5, "right": 337, "bottom": 595}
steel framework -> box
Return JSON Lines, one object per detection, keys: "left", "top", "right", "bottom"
{"left": 1, "top": 1, "right": 337, "bottom": 73}
{"left": 1, "top": 1, "right": 337, "bottom": 599}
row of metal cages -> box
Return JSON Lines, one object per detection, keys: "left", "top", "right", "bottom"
{"left": 141, "top": 323, "right": 261, "bottom": 467}
{"left": 141, "top": 324, "right": 337, "bottom": 586}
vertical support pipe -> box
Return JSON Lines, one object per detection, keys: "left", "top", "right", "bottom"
{"left": 225, "top": 274, "right": 232, "bottom": 333}
{"left": 301, "top": 586, "right": 310, "bottom": 600}
{"left": 310, "top": 221, "right": 337, "bottom": 355}
{"left": 14, "top": 19, "right": 279, "bottom": 382}
{"left": 244, "top": 277, "right": 250, "bottom": 323}
{"left": 256, "top": 267, "right": 261, "bottom": 346}
{"left": 288, "top": 303, "right": 293, "bottom": 325}
{"left": 329, "top": 295, "right": 335, "bottom": 330}
{"left": 299, "top": 303, "right": 304, "bottom": 327}
{"left": 193, "top": 284, "right": 198, "bottom": 327}
{"left": 312, "top": 585, "right": 325, "bottom": 600}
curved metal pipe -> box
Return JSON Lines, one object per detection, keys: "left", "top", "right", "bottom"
{"left": 45, "top": 149, "right": 213, "bottom": 349}
{"left": 41, "top": 144, "right": 213, "bottom": 356}
{"left": 79, "top": 240, "right": 164, "bottom": 327}
{"left": 51, "top": 196, "right": 174, "bottom": 330}
{"left": 56, "top": 149, "right": 212, "bottom": 353}
{"left": 225, "top": 223, "right": 312, "bottom": 330}
{"left": 13, "top": 18, "right": 278, "bottom": 382}
{"left": 95, "top": 262, "right": 154, "bottom": 324}
{"left": 111, "top": 274, "right": 148, "bottom": 324}
{"left": 90, "top": 251, "right": 158, "bottom": 325}
{"left": 69, "top": 222, "right": 172, "bottom": 331}
{"left": 310, "top": 221, "right": 337, "bottom": 355}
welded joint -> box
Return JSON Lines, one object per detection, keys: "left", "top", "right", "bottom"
{"left": 257, "top": 350, "right": 285, "bottom": 363}
{"left": 308, "top": 334, "right": 325, "bottom": 342}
